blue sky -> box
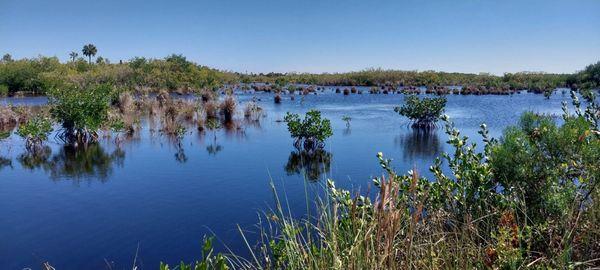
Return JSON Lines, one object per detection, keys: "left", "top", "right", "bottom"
{"left": 1, "top": 0, "right": 598, "bottom": 74}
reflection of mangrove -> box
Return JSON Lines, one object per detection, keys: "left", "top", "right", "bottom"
{"left": 205, "top": 118, "right": 224, "bottom": 156}
{"left": 343, "top": 126, "right": 351, "bottom": 136}
{"left": 206, "top": 144, "right": 223, "bottom": 156}
{"left": 0, "top": 155, "right": 12, "bottom": 170}
{"left": 285, "top": 150, "right": 332, "bottom": 181}
{"left": 174, "top": 139, "right": 188, "bottom": 163}
{"left": 17, "top": 144, "right": 125, "bottom": 181}
{"left": 17, "top": 146, "right": 52, "bottom": 170}
{"left": 394, "top": 129, "right": 442, "bottom": 160}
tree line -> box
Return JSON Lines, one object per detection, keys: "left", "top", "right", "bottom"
{"left": 0, "top": 45, "right": 598, "bottom": 96}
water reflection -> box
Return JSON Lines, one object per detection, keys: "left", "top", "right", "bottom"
{"left": 17, "top": 146, "right": 52, "bottom": 170}
{"left": 394, "top": 129, "right": 442, "bottom": 161}
{"left": 206, "top": 142, "right": 223, "bottom": 156}
{"left": 17, "top": 144, "right": 125, "bottom": 181}
{"left": 174, "top": 140, "right": 188, "bottom": 163}
{"left": 284, "top": 150, "right": 332, "bottom": 181}
{"left": 0, "top": 155, "right": 12, "bottom": 170}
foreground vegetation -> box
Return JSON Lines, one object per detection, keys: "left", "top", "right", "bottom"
{"left": 160, "top": 92, "right": 599, "bottom": 269}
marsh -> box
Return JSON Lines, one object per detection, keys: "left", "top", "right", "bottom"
{"left": 0, "top": 89, "right": 577, "bottom": 269}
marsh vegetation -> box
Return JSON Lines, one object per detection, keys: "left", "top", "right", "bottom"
{"left": 1, "top": 51, "right": 600, "bottom": 269}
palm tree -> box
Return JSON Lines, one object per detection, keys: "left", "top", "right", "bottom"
{"left": 69, "top": 51, "right": 78, "bottom": 62}
{"left": 82, "top": 44, "right": 97, "bottom": 64}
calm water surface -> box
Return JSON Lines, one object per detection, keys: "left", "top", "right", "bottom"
{"left": 0, "top": 90, "right": 573, "bottom": 269}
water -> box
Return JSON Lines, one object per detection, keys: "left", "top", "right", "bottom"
{"left": 0, "top": 89, "right": 573, "bottom": 269}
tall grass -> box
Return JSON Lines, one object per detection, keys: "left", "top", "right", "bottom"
{"left": 220, "top": 95, "right": 237, "bottom": 122}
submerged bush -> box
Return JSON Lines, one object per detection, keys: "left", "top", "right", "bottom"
{"left": 395, "top": 95, "right": 446, "bottom": 128}
{"left": 48, "top": 84, "right": 113, "bottom": 144}
{"left": 284, "top": 110, "right": 332, "bottom": 151}
{"left": 16, "top": 116, "right": 53, "bottom": 153}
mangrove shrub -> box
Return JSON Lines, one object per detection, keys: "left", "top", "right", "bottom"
{"left": 395, "top": 95, "right": 446, "bottom": 128}
{"left": 284, "top": 110, "right": 332, "bottom": 151}
{"left": 16, "top": 116, "right": 53, "bottom": 153}
{"left": 49, "top": 84, "right": 113, "bottom": 144}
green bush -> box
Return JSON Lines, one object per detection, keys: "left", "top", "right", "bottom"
{"left": 0, "top": 84, "right": 8, "bottom": 96}
{"left": 490, "top": 107, "right": 600, "bottom": 258}
{"left": 395, "top": 95, "right": 446, "bottom": 128}
{"left": 159, "top": 236, "right": 229, "bottom": 270}
{"left": 48, "top": 84, "right": 113, "bottom": 143}
{"left": 16, "top": 116, "right": 53, "bottom": 153}
{"left": 284, "top": 110, "right": 333, "bottom": 151}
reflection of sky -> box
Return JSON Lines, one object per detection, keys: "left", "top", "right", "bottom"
{"left": 0, "top": 91, "right": 584, "bottom": 268}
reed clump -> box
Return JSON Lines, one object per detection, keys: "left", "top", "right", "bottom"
{"left": 220, "top": 95, "right": 236, "bottom": 122}
{"left": 243, "top": 101, "right": 263, "bottom": 121}
{"left": 203, "top": 100, "right": 219, "bottom": 120}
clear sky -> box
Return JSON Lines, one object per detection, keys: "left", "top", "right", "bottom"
{"left": 1, "top": 0, "right": 598, "bottom": 74}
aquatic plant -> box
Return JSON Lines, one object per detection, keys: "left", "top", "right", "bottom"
{"left": 48, "top": 84, "right": 113, "bottom": 144}
{"left": 284, "top": 110, "right": 332, "bottom": 151}
{"left": 16, "top": 116, "right": 53, "bottom": 153}
{"left": 243, "top": 101, "right": 263, "bottom": 121}
{"left": 341, "top": 115, "right": 351, "bottom": 128}
{"left": 203, "top": 100, "right": 219, "bottom": 120}
{"left": 220, "top": 95, "right": 236, "bottom": 122}
{"left": 395, "top": 95, "right": 446, "bottom": 128}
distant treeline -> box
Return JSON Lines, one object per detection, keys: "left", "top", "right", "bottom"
{"left": 246, "top": 62, "right": 599, "bottom": 91}
{"left": 0, "top": 54, "right": 235, "bottom": 96}
{"left": 0, "top": 52, "right": 598, "bottom": 96}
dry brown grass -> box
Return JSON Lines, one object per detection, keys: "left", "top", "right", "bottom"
{"left": 117, "top": 92, "right": 134, "bottom": 113}
{"left": 203, "top": 100, "right": 219, "bottom": 120}
{"left": 220, "top": 95, "right": 237, "bottom": 122}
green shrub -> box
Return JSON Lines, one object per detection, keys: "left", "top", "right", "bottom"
{"left": 490, "top": 106, "right": 600, "bottom": 258}
{"left": 395, "top": 95, "right": 446, "bottom": 128}
{"left": 48, "top": 84, "right": 113, "bottom": 143}
{"left": 16, "top": 116, "right": 53, "bottom": 153}
{"left": 284, "top": 110, "right": 332, "bottom": 151}
{"left": 159, "top": 236, "right": 229, "bottom": 270}
{"left": 0, "top": 84, "right": 8, "bottom": 96}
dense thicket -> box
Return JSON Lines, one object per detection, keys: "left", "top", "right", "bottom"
{"left": 0, "top": 54, "right": 232, "bottom": 95}
{"left": 0, "top": 54, "right": 597, "bottom": 96}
